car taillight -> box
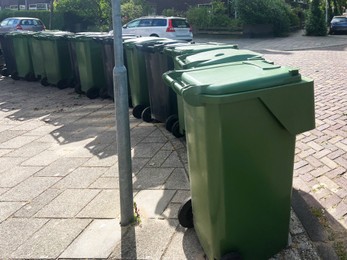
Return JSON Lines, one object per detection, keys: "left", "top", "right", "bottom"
{"left": 16, "top": 25, "right": 23, "bottom": 30}
{"left": 166, "top": 19, "right": 175, "bottom": 32}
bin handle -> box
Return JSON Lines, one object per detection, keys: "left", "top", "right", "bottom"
{"left": 162, "top": 71, "right": 190, "bottom": 95}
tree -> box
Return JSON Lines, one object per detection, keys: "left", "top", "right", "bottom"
{"left": 305, "top": 0, "right": 327, "bottom": 36}
{"left": 55, "top": 0, "right": 112, "bottom": 31}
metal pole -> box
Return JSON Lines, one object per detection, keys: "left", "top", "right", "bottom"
{"left": 326, "top": 0, "right": 328, "bottom": 24}
{"left": 111, "top": 0, "right": 134, "bottom": 226}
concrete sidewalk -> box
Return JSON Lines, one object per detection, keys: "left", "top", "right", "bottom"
{"left": 0, "top": 31, "right": 346, "bottom": 259}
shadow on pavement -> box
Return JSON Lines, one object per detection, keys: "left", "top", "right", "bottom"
{"left": 292, "top": 188, "right": 347, "bottom": 259}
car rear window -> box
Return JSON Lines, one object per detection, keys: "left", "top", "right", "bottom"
{"left": 171, "top": 19, "right": 190, "bottom": 28}
{"left": 0, "top": 19, "right": 9, "bottom": 26}
{"left": 332, "top": 17, "right": 347, "bottom": 22}
{"left": 152, "top": 19, "right": 167, "bottom": 27}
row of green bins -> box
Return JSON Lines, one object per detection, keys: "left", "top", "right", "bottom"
{"left": 163, "top": 60, "right": 315, "bottom": 260}
{"left": 136, "top": 39, "right": 188, "bottom": 122}
{"left": 67, "top": 34, "right": 81, "bottom": 93}
{"left": 34, "top": 31, "right": 74, "bottom": 88}
{"left": 123, "top": 37, "right": 168, "bottom": 118}
{"left": 0, "top": 32, "right": 17, "bottom": 78}
{"left": 70, "top": 33, "right": 108, "bottom": 99}
{"left": 7, "top": 31, "right": 35, "bottom": 81}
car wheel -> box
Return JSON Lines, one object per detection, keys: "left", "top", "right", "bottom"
{"left": 150, "top": 34, "right": 159, "bottom": 37}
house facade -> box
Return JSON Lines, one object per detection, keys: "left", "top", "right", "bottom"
{"left": 0, "top": 0, "right": 51, "bottom": 10}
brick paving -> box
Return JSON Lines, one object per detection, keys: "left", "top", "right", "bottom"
{"left": 0, "top": 31, "right": 346, "bottom": 259}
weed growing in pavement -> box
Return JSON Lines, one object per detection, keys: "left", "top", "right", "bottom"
{"left": 133, "top": 201, "right": 141, "bottom": 226}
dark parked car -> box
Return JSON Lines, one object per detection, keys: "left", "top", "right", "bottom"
{"left": 329, "top": 16, "right": 347, "bottom": 34}
{"left": 0, "top": 17, "right": 46, "bottom": 33}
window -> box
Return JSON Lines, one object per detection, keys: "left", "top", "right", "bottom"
{"left": 151, "top": 19, "right": 166, "bottom": 27}
{"left": 0, "top": 19, "right": 9, "bottom": 26}
{"left": 127, "top": 20, "right": 140, "bottom": 28}
{"left": 171, "top": 19, "right": 190, "bottom": 28}
{"left": 138, "top": 19, "right": 152, "bottom": 27}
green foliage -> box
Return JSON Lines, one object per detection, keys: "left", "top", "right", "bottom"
{"left": 0, "top": 9, "right": 65, "bottom": 30}
{"left": 55, "top": 0, "right": 112, "bottom": 31}
{"left": 186, "top": 0, "right": 235, "bottom": 29}
{"left": 121, "top": 0, "right": 144, "bottom": 24}
{"left": 236, "top": 0, "right": 293, "bottom": 36}
{"left": 305, "top": 0, "right": 327, "bottom": 36}
{"left": 162, "top": 8, "right": 185, "bottom": 17}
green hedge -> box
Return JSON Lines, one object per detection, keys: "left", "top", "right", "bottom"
{"left": 0, "top": 10, "right": 65, "bottom": 30}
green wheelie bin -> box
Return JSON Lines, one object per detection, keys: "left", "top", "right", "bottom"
{"left": 8, "top": 31, "right": 35, "bottom": 81}
{"left": 163, "top": 43, "right": 239, "bottom": 137}
{"left": 35, "top": 31, "right": 74, "bottom": 88}
{"left": 163, "top": 60, "right": 315, "bottom": 260}
{"left": 70, "top": 33, "right": 108, "bottom": 99}
{"left": 135, "top": 39, "right": 187, "bottom": 123}
{"left": 0, "top": 32, "right": 17, "bottom": 77}
{"left": 123, "top": 37, "right": 168, "bottom": 119}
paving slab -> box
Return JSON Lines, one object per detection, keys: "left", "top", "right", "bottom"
{"left": 0, "top": 218, "right": 48, "bottom": 257}
{"left": 10, "top": 219, "right": 91, "bottom": 259}
{"left": 52, "top": 167, "right": 107, "bottom": 189}
{"left": 0, "top": 166, "right": 42, "bottom": 188}
{"left": 0, "top": 201, "right": 26, "bottom": 222}
{"left": 110, "top": 219, "right": 178, "bottom": 260}
{"left": 60, "top": 219, "right": 121, "bottom": 259}
{"left": 77, "top": 189, "right": 120, "bottom": 219}
{"left": 0, "top": 176, "right": 60, "bottom": 202}
{"left": 35, "top": 189, "right": 100, "bottom": 218}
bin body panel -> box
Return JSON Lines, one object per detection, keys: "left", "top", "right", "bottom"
{"left": 74, "top": 38, "right": 106, "bottom": 94}
{"left": 29, "top": 36, "right": 45, "bottom": 79}
{"left": 1, "top": 34, "right": 17, "bottom": 75}
{"left": 40, "top": 36, "right": 73, "bottom": 85}
{"left": 102, "top": 39, "right": 115, "bottom": 98}
{"left": 186, "top": 99, "right": 295, "bottom": 260}
{"left": 67, "top": 39, "right": 81, "bottom": 91}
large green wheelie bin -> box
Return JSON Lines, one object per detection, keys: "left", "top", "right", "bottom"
{"left": 8, "top": 31, "right": 35, "bottom": 80}
{"left": 123, "top": 37, "right": 168, "bottom": 119}
{"left": 35, "top": 31, "right": 74, "bottom": 88}
{"left": 163, "top": 60, "right": 315, "bottom": 260}
{"left": 163, "top": 43, "right": 238, "bottom": 137}
{"left": 70, "top": 33, "right": 108, "bottom": 99}
{"left": 0, "top": 33, "right": 17, "bottom": 77}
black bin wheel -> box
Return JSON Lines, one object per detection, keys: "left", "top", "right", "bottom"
{"left": 1, "top": 68, "right": 9, "bottom": 77}
{"left": 99, "top": 87, "right": 109, "bottom": 99}
{"left": 86, "top": 87, "right": 99, "bottom": 99}
{"left": 11, "top": 72, "right": 19, "bottom": 80}
{"left": 178, "top": 197, "right": 194, "bottom": 228}
{"left": 141, "top": 107, "right": 152, "bottom": 122}
{"left": 57, "top": 79, "right": 69, "bottom": 89}
{"left": 171, "top": 121, "right": 184, "bottom": 138}
{"left": 220, "top": 252, "right": 243, "bottom": 260}
{"left": 165, "top": 114, "right": 178, "bottom": 132}
{"left": 24, "top": 72, "right": 36, "bottom": 82}
{"left": 41, "top": 77, "right": 50, "bottom": 86}
{"left": 132, "top": 105, "right": 146, "bottom": 119}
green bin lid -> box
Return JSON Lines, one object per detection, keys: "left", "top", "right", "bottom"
{"left": 172, "top": 60, "right": 301, "bottom": 95}
{"left": 34, "top": 31, "right": 74, "bottom": 39}
{"left": 163, "top": 59, "right": 315, "bottom": 135}
{"left": 176, "top": 48, "right": 263, "bottom": 69}
{"left": 163, "top": 43, "right": 238, "bottom": 56}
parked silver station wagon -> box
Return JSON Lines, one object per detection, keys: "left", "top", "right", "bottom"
{"left": 0, "top": 17, "right": 46, "bottom": 33}
{"left": 122, "top": 16, "right": 193, "bottom": 41}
